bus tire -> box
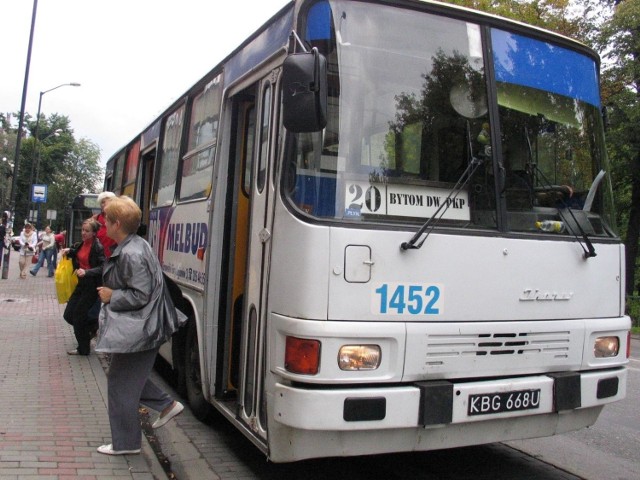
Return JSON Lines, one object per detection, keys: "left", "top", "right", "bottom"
{"left": 185, "top": 320, "right": 215, "bottom": 422}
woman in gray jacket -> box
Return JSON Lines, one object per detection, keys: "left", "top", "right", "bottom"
{"left": 95, "top": 196, "right": 186, "bottom": 456}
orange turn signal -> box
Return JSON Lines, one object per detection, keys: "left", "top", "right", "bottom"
{"left": 285, "top": 336, "right": 321, "bottom": 375}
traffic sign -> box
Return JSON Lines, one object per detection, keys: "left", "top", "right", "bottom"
{"left": 32, "top": 184, "right": 47, "bottom": 203}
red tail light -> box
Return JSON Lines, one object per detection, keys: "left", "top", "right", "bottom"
{"left": 285, "top": 336, "right": 320, "bottom": 375}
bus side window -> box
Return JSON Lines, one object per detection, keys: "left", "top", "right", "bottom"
{"left": 154, "top": 105, "right": 185, "bottom": 208}
{"left": 112, "top": 152, "right": 125, "bottom": 195}
{"left": 257, "top": 84, "right": 272, "bottom": 193}
{"left": 180, "top": 76, "right": 221, "bottom": 202}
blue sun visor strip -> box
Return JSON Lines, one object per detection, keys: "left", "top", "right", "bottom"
{"left": 492, "top": 29, "right": 601, "bottom": 108}
{"left": 306, "top": 0, "right": 332, "bottom": 42}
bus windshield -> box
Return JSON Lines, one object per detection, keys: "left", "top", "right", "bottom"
{"left": 284, "top": 0, "right": 616, "bottom": 237}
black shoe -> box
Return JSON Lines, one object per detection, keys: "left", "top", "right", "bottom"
{"left": 29, "top": 270, "right": 36, "bottom": 276}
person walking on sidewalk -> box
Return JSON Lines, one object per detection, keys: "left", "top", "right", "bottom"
{"left": 95, "top": 196, "right": 185, "bottom": 456}
{"left": 18, "top": 223, "right": 37, "bottom": 279}
{"left": 30, "top": 225, "right": 56, "bottom": 277}
{"left": 61, "top": 218, "right": 105, "bottom": 355}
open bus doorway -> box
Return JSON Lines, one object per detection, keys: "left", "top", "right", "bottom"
{"left": 64, "top": 194, "right": 100, "bottom": 245}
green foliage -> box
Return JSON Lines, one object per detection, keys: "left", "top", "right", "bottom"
{"left": 2, "top": 112, "right": 103, "bottom": 230}
{"left": 50, "top": 138, "right": 102, "bottom": 203}
{"left": 627, "top": 295, "right": 640, "bottom": 327}
{"left": 446, "top": 0, "right": 584, "bottom": 38}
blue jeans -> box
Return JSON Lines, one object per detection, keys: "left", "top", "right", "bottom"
{"left": 31, "top": 248, "right": 55, "bottom": 276}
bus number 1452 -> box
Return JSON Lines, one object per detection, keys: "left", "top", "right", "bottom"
{"left": 373, "top": 283, "right": 442, "bottom": 315}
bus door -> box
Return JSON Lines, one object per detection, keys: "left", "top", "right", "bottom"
{"left": 228, "top": 72, "right": 278, "bottom": 439}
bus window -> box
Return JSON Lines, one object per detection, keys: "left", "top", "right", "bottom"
{"left": 112, "top": 152, "right": 125, "bottom": 195}
{"left": 492, "top": 29, "right": 613, "bottom": 233}
{"left": 104, "top": 157, "right": 115, "bottom": 192}
{"left": 257, "top": 84, "right": 272, "bottom": 193}
{"left": 154, "top": 105, "right": 185, "bottom": 207}
{"left": 243, "top": 106, "right": 256, "bottom": 195}
{"left": 285, "top": 5, "right": 494, "bottom": 227}
{"left": 179, "top": 76, "right": 221, "bottom": 201}
{"left": 122, "top": 141, "right": 140, "bottom": 198}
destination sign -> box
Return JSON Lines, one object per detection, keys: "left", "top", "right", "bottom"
{"left": 344, "top": 182, "right": 470, "bottom": 221}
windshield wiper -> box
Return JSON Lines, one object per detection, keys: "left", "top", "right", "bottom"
{"left": 401, "top": 123, "right": 484, "bottom": 251}
{"left": 524, "top": 128, "right": 597, "bottom": 259}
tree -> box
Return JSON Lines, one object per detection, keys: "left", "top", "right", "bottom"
{"left": 0, "top": 114, "right": 17, "bottom": 211}
{"left": 593, "top": 0, "right": 640, "bottom": 295}
{"left": 48, "top": 137, "right": 102, "bottom": 229}
{"left": 447, "top": 0, "right": 583, "bottom": 36}
{"left": 4, "top": 112, "right": 103, "bottom": 230}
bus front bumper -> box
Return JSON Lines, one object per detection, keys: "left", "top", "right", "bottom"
{"left": 273, "top": 368, "right": 626, "bottom": 430}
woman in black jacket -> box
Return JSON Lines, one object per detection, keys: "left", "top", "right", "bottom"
{"left": 61, "top": 218, "right": 105, "bottom": 355}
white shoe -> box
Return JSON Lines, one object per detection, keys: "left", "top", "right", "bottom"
{"left": 152, "top": 401, "right": 184, "bottom": 429}
{"left": 97, "top": 443, "right": 140, "bottom": 455}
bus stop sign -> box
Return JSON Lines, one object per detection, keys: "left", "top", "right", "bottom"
{"left": 32, "top": 184, "right": 48, "bottom": 203}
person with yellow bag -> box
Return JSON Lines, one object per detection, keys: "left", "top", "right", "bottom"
{"left": 60, "top": 218, "right": 105, "bottom": 356}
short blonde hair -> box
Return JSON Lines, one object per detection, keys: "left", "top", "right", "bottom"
{"left": 104, "top": 196, "right": 141, "bottom": 235}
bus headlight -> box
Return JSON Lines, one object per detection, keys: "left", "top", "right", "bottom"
{"left": 338, "top": 345, "right": 381, "bottom": 371}
{"left": 594, "top": 336, "right": 619, "bottom": 358}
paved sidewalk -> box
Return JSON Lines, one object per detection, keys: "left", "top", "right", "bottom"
{"left": 0, "top": 249, "right": 167, "bottom": 480}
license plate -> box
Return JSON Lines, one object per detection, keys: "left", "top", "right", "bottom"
{"left": 468, "top": 389, "right": 541, "bottom": 416}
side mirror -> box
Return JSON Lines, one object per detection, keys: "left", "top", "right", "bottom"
{"left": 282, "top": 48, "right": 327, "bottom": 133}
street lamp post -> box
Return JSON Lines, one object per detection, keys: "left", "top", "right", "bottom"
{"left": 29, "top": 82, "right": 80, "bottom": 227}
{"left": 32, "top": 82, "right": 81, "bottom": 152}
{"left": 5, "top": 0, "right": 38, "bottom": 280}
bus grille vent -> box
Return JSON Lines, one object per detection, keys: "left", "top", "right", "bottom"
{"left": 425, "top": 331, "right": 571, "bottom": 358}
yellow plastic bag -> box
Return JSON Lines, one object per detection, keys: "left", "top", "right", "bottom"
{"left": 55, "top": 257, "right": 78, "bottom": 304}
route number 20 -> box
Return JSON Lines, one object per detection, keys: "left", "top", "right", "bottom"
{"left": 373, "top": 283, "right": 442, "bottom": 315}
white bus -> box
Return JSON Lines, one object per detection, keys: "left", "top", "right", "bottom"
{"left": 104, "top": 0, "right": 630, "bottom": 463}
